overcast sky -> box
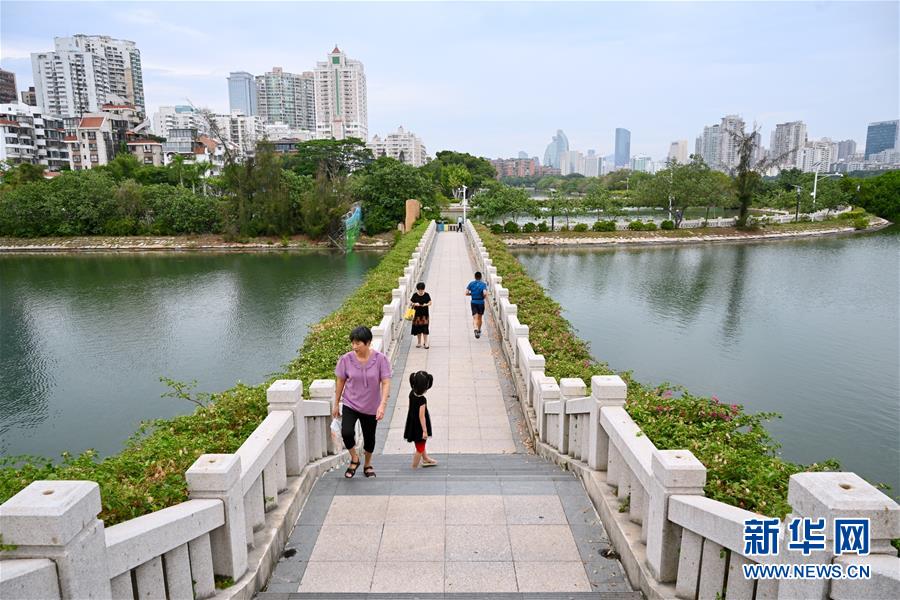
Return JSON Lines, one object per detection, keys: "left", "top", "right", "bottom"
{"left": 2, "top": 1, "right": 897, "bottom": 159}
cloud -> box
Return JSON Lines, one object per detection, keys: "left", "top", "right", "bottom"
{"left": 116, "top": 8, "right": 210, "bottom": 40}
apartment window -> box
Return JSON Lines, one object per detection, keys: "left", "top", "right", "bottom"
{"left": 90, "top": 154, "right": 98, "bottom": 162}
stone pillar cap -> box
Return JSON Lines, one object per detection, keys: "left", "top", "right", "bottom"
{"left": 560, "top": 378, "right": 587, "bottom": 397}
{"left": 0, "top": 480, "right": 100, "bottom": 546}
{"left": 309, "top": 379, "right": 336, "bottom": 397}
{"left": 186, "top": 454, "right": 241, "bottom": 491}
{"left": 788, "top": 472, "right": 900, "bottom": 539}
{"left": 268, "top": 379, "right": 302, "bottom": 394}
{"left": 591, "top": 375, "right": 627, "bottom": 399}
{"left": 651, "top": 449, "right": 707, "bottom": 489}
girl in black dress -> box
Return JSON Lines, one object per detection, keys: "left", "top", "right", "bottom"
{"left": 404, "top": 370, "right": 436, "bottom": 468}
{"left": 410, "top": 282, "right": 432, "bottom": 349}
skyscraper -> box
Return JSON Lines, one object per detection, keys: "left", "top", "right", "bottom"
{"left": 614, "top": 128, "right": 630, "bottom": 168}
{"left": 864, "top": 120, "right": 899, "bottom": 159}
{"left": 256, "top": 67, "right": 315, "bottom": 131}
{"left": 543, "top": 130, "right": 569, "bottom": 169}
{"left": 314, "top": 46, "right": 368, "bottom": 140}
{"left": 699, "top": 124, "right": 721, "bottom": 168}
{"left": 228, "top": 72, "right": 257, "bottom": 116}
{"left": 31, "top": 35, "right": 145, "bottom": 117}
{"left": 718, "top": 114, "right": 745, "bottom": 171}
{"left": 769, "top": 121, "right": 807, "bottom": 168}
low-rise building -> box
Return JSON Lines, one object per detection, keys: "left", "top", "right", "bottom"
{"left": 126, "top": 138, "right": 163, "bottom": 166}
{"left": 63, "top": 105, "right": 142, "bottom": 170}
{"left": 490, "top": 157, "right": 538, "bottom": 179}
{"left": 0, "top": 103, "right": 69, "bottom": 169}
{"left": 20, "top": 86, "right": 37, "bottom": 106}
{"left": 211, "top": 111, "right": 262, "bottom": 157}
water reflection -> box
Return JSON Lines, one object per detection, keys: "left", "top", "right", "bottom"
{"left": 514, "top": 228, "right": 900, "bottom": 493}
{"left": 0, "top": 251, "right": 381, "bottom": 458}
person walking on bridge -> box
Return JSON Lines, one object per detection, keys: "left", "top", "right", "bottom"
{"left": 332, "top": 326, "right": 392, "bottom": 478}
{"left": 465, "top": 271, "right": 489, "bottom": 339}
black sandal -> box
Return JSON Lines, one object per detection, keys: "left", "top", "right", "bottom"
{"left": 363, "top": 465, "right": 376, "bottom": 478}
{"left": 345, "top": 460, "right": 360, "bottom": 478}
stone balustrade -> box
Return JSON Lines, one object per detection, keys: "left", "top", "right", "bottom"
{"left": 462, "top": 219, "right": 900, "bottom": 600}
{"left": 0, "top": 221, "right": 438, "bottom": 600}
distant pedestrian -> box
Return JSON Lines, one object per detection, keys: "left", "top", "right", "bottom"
{"left": 466, "top": 271, "right": 489, "bottom": 339}
{"left": 410, "top": 282, "right": 432, "bottom": 349}
{"left": 332, "top": 326, "right": 392, "bottom": 478}
{"left": 457, "top": 215, "right": 464, "bottom": 232}
{"left": 405, "top": 370, "right": 436, "bottom": 468}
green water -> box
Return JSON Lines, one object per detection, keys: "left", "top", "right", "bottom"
{"left": 513, "top": 227, "right": 900, "bottom": 494}
{"left": 0, "top": 251, "right": 381, "bottom": 459}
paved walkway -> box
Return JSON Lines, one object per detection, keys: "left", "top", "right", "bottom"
{"left": 259, "top": 233, "right": 639, "bottom": 599}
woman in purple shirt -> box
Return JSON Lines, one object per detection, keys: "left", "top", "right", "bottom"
{"left": 332, "top": 326, "right": 392, "bottom": 478}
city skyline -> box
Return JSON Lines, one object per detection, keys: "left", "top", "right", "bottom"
{"left": 1, "top": 1, "right": 897, "bottom": 159}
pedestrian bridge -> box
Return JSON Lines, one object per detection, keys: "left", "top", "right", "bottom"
{"left": 1, "top": 222, "right": 897, "bottom": 600}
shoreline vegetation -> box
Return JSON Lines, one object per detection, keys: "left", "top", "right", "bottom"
{"left": 0, "top": 214, "right": 890, "bottom": 253}
{"left": 499, "top": 214, "right": 893, "bottom": 247}
{"left": 0, "top": 222, "right": 427, "bottom": 524}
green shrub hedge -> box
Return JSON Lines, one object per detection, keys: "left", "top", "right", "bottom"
{"left": 573, "top": 223, "right": 589, "bottom": 232}
{"left": 592, "top": 220, "right": 617, "bottom": 232}
{"left": 0, "top": 222, "right": 428, "bottom": 524}
{"left": 475, "top": 224, "right": 836, "bottom": 518}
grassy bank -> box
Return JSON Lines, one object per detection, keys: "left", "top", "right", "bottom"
{"left": 477, "top": 224, "right": 836, "bottom": 518}
{"left": 0, "top": 222, "right": 427, "bottom": 524}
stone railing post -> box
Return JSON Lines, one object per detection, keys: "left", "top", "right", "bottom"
{"left": 558, "top": 378, "right": 586, "bottom": 455}
{"left": 588, "top": 375, "right": 627, "bottom": 470}
{"left": 186, "top": 454, "right": 248, "bottom": 580}
{"left": 310, "top": 380, "right": 340, "bottom": 455}
{"left": 645, "top": 449, "right": 706, "bottom": 582}
{"left": 0, "top": 481, "right": 112, "bottom": 599}
{"left": 267, "top": 379, "right": 306, "bottom": 474}
{"left": 538, "top": 378, "right": 559, "bottom": 443}
{"left": 779, "top": 472, "right": 900, "bottom": 600}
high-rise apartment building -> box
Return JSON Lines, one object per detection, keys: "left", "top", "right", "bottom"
{"left": 667, "top": 140, "right": 689, "bottom": 163}
{"left": 543, "top": 130, "right": 569, "bottom": 169}
{"left": 631, "top": 155, "right": 652, "bottom": 173}
{"left": 314, "top": 47, "right": 368, "bottom": 140}
{"left": 20, "top": 87, "right": 37, "bottom": 106}
{"left": 152, "top": 105, "right": 208, "bottom": 139}
{"left": 584, "top": 150, "right": 600, "bottom": 177}
{"left": 256, "top": 67, "right": 316, "bottom": 131}
{"left": 718, "top": 114, "right": 745, "bottom": 171}
{"left": 211, "top": 112, "right": 263, "bottom": 157}
{"left": 698, "top": 124, "right": 722, "bottom": 168}
{"left": 797, "top": 138, "right": 837, "bottom": 173}
{"left": 0, "top": 69, "right": 17, "bottom": 103}
{"left": 368, "top": 126, "right": 428, "bottom": 167}
{"left": 864, "top": 120, "right": 898, "bottom": 159}
{"left": 614, "top": 128, "right": 631, "bottom": 167}
{"left": 32, "top": 35, "right": 145, "bottom": 117}
{"left": 227, "top": 72, "right": 258, "bottom": 117}
{"left": 769, "top": 121, "right": 807, "bottom": 168}
{"left": 560, "top": 150, "right": 585, "bottom": 176}
{"left": 836, "top": 139, "right": 857, "bottom": 161}
{"left": 517, "top": 151, "right": 529, "bottom": 159}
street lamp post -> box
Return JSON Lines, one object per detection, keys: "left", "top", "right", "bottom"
{"left": 810, "top": 164, "right": 842, "bottom": 214}
{"left": 461, "top": 184, "right": 468, "bottom": 225}
{"left": 794, "top": 185, "right": 802, "bottom": 223}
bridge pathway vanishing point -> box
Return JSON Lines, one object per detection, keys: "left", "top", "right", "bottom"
{"left": 259, "top": 232, "right": 641, "bottom": 599}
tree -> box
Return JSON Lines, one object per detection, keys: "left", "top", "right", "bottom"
{"left": 441, "top": 164, "right": 472, "bottom": 200}
{"left": 634, "top": 157, "right": 733, "bottom": 227}
{"left": 221, "top": 141, "right": 293, "bottom": 237}
{"left": 351, "top": 156, "right": 435, "bottom": 234}
{"left": 280, "top": 138, "right": 373, "bottom": 179}
{"left": 421, "top": 150, "right": 497, "bottom": 197}
{"left": 470, "top": 184, "right": 532, "bottom": 222}
{"left": 843, "top": 171, "right": 900, "bottom": 220}
{"left": 0, "top": 162, "right": 45, "bottom": 187}
{"left": 582, "top": 183, "right": 610, "bottom": 219}
{"left": 288, "top": 168, "right": 351, "bottom": 240}
{"left": 726, "top": 125, "right": 788, "bottom": 228}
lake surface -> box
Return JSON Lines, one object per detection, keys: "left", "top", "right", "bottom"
{"left": 0, "top": 251, "right": 381, "bottom": 459}
{"left": 513, "top": 228, "right": 900, "bottom": 494}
